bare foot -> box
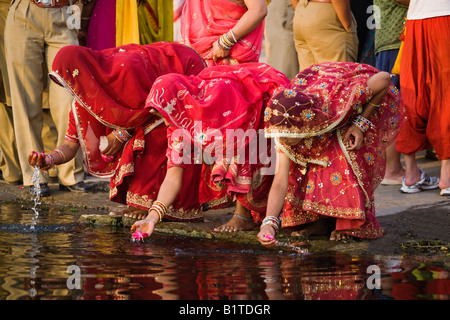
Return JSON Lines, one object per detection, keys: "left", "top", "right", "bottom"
{"left": 329, "top": 230, "right": 351, "bottom": 241}
{"left": 291, "top": 219, "right": 330, "bottom": 238}
{"left": 214, "top": 203, "right": 255, "bottom": 232}
{"left": 109, "top": 206, "right": 147, "bottom": 220}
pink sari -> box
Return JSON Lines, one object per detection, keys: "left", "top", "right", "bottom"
{"left": 265, "top": 62, "right": 406, "bottom": 239}
{"left": 181, "top": 0, "right": 265, "bottom": 66}
{"left": 51, "top": 42, "right": 206, "bottom": 220}
{"left": 146, "top": 63, "right": 290, "bottom": 215}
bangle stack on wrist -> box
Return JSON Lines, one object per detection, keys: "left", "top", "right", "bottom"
{"left": 217, "top": 29, "right": 238, "bottom": 50}
{"left": 41, "top": 153, "right": 54, "bottom": 170}
{"left": 352, "top": 115, "right": 374, "bottom": 133}
{"left": 149, "top": 200, "right": 168, "bottom": 222}
{"left": 260, "top": 216, "right": 281, "bottom": 234}
{"left": 113, "top": 129, "right": 132, "bottom": 143}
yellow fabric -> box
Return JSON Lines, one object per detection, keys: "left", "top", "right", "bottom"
{"left": 391, "top": 19, "right": 407, "bottom": 75}
{"left": 138, "top": 0, "right": 173, "bottom": 44}
{"left": 116, "top": 0, "right": 140, "bottom": 46}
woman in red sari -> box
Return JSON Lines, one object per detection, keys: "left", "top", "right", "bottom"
{"left": 131, "top": 62, "right": 290, "bottom": 238}
{"left": 258, "top": 62, "right": 406, "bottom": 245}
{"left": 180, "top": 0, "right": 267, "bottom": 66}
{"left": 28, "top": 42, "right": 206, "bottom": 221}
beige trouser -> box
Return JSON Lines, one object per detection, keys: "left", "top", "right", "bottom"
{"left": 5, "top": 0, "right": 84, "bottom": 186}
{"left": 293, "top": 1, "right": 358, "bottom": 71}
{"left": 264, "top": 0, "right": 299, "bottom": 80}
{"left": 0, "top": 0, "right": 22, "bottom": 182}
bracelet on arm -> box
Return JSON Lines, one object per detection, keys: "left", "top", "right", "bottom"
{"left": 217, "top": 36, "right": 233, "bottom": 50}
{"left": 41, "top": 153, "right": 54, "bottom": 170}
{"left": 229, "top": 29, "right": 238, "bottom": 43}
{"left": 149, "top": 200, "right": 169, "bottom": 222}
{"left": 113, "top": 129, "right": 133, "bottom": 144}
{"left": 352, "top": 115, "right": 374, "bottom": 133}
{"left": 260, "top": 216, "right": 281, "bottom": 234}
{"left": 53, "top": 148, "right": 66, "bottom": 163}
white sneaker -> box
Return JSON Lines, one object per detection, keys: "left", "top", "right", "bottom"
{"left": 400, "top": 168, "right": 440, "bottom": 194}
{"left": 441, "top": 187, "right": 450, "bottom": 196}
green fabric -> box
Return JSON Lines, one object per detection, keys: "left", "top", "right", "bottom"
{"left": 373, "top": 0, "right": 408, "bottom": 54}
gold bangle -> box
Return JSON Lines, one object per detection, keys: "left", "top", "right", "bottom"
{"left": 149, "top": 206, "right": 163, "bottom": 222}
{"left": 153, "top": 200, "right": 168, "bottom": 213}
{"left": 53, "top": 149, "right": 66, "bottom": 163}
{"left": 367, "top": 101, "right": 379, "bottom": 108}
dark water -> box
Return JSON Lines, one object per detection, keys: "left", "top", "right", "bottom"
{"left": 0, "top": 203, "right": 448, "bottom": 300}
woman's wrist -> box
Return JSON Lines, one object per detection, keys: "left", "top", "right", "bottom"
{"left": 113, "top": 129, "right": 133, "bottom": 144}
{"left": 41, "top": 153, "right": 54, "bottom": 170}
{"left": 260, "top": 216, "right": 281, "bottom": 234}
{"left": 145, "top": 210, "right": 160, "bottom": 224}
{"left": 145, "top": 200, "right": 169, "bottom": 223}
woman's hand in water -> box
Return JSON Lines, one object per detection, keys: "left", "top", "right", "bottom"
{"left": 130, "top": 210, "right": 160, "bottom": 241}
{"left": 257, "top": 225, "right": 279, "bottom": 248}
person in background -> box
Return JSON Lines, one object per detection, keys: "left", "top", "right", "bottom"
{"left": 350, "top": 0, "right": 376, "bottom": 66}
{"left": 395, "top": 0, "right": 448, "bottom": 196}
{"left": 5, "top": 0, "right": 89, "bottom": 197}
{"left": 264, "top": 0, "right": 299, "bottom": 80}
{"left": 374, "top": 0, "right": 409, "bottom": 186}
{"left": 78, "top": 0, "right": 173, "bottom": 50}
{"left": 0, "top": 0, "right": 21, "bottom": 186}
{"left": 180, "top": 0, "right": 268, "bottom": 66}
{"left": 290, "top": 0, "right": 358, "bottom": 71}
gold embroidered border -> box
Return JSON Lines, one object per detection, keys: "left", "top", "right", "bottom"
{"left": 126, "top": 191, "right": 203, "bottom": 221}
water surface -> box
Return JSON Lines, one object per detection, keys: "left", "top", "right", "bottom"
{"left": 0, "top": 203, "right": 448, "bottom": 300}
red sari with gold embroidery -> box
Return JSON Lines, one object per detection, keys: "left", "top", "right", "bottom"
{"left": 146, "top": 63, "right": 290, "bottom": 215}
{"left": 264, "top": 62, "right": 406, "bottom": 238}
{"left": 50, "top": 42, "right": 206, "bottom": 220}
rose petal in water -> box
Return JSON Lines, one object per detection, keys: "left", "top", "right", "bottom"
{"left": 132, "top": 231, "right": 148, "bottom": 242}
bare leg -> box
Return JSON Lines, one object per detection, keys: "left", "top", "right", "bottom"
{"left": 440, "top": 159, "right": 450, "bottom": 190}
{"left": 213, "top": 201, "right": 256, "bottom": 232}
{"left": 382, "top": 143, "right": 405, "bottom": 184}
{"left": 403, "top": 153, "right": 422, "bottom": 186}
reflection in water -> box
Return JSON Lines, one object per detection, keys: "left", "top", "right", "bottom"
{"left": 0, "top": 203, "right": 449, "bottom": 300}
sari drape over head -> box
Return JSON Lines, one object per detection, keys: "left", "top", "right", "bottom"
{"left": 265, "top": 62, "right": 406, "bottom": 238}
{"left": 146, "top": 62, "right": 290, "bottom": 215}
{"left": 50, "top": 42, "right": 206, "bottom": 220}
{"left": 181, "top": 0, "right": 265, "bottom": 66}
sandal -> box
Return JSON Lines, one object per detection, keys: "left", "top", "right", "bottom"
{"left": 400, "top": 168, "right": 440, "bottom": 194}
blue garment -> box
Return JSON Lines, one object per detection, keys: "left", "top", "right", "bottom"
{"left": 375, "top": 49, "right": 400, "bottom": 89}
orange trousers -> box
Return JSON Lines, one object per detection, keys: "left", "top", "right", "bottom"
{"left": 396, "top": 16, "right": 450, "bottom": 160}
